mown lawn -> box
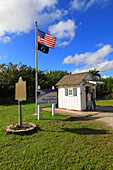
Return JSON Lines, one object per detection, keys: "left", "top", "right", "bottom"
{"left": 96, "top": 99, "right": 113, "bottom": 106}
{"left": 0, "top": 102, "right": 113, "bottom": 169}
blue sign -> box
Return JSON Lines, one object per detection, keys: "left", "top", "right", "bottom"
{"left": 37, "top": 89, "right": 57, "bottom": 105}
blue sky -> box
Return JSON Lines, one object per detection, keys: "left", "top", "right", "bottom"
{"left": 0, "top": 0, "right": 113, "bottom": 77}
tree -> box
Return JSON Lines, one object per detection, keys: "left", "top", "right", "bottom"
{"left": 89, "top": 68, "right": 101, "bottom": 79}
{"left": 96, "top": 77, "right": 113, "bottom": 98}
{"left": 0, "top": 62, "right": 68, "bottom": 104}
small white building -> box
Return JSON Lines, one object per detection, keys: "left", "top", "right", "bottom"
{"left": 56, "top": 72, "right": 96, "bottom": 111}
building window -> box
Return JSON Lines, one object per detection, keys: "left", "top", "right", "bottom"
{"left": 65, "top": 88, "right": 68, "bottom": 96}
{"left": 73, "top": 88, "right": 77, "bottom": 96}
{"left": 69, "top": 90, "right": 72, "bottom": 95}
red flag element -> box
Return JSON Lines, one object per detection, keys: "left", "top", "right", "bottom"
{"left": 38, "top": 29, "right": 56, "bottom": 49}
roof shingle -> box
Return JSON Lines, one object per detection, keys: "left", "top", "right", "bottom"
{"left": 56, "top": 72, "right": 90, "bottom": 86}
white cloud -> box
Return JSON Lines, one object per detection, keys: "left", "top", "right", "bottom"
{"left": 0, "top": 36, "right": 11, "bottom": 43}
{"left": 63, "top": 44, "right": 113, "bottom": 65}
{"left": 70, "top": 0, "right": 110, "bottom": 10}
{"left": 0, "top": 55, "right": 7, "bottom": 60}
{"left": 49, "top": 20, "right": 76, "bottom": 39}
{"left": 70, "top": 0, "right": 85, "bottom": 10}
{"left": 86, "top": 0, "right": 96, "bottom": 9}
{"left": 0, "top": 0, "right": 58, "bottom": 37}
{"left": 57, "top": 41, "right": 70, "bottom": 47}
{"left": 72, "top": 60, "right": 113, "bottom": 74}
{"left": 48, "top": 19, "right": 77, "bottom": 46}
{"left": 102, "top": 75, "right": 109, "bottom": 78}
{"left": 63, "top": 44, "right": 113, "bottom": 74}
{"left": 38, "top": 9, "right": 67, "bottom": 27}
{"left": 96, "top": 43, "right": 104, "bottom": 47}
{"left": 98, "top": 60, "right": 113, "bottom": 72}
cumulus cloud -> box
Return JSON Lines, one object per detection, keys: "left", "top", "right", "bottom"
{"left": 63, "top": 44, "right": 113, "bottom": 65}
{"left": 48, "top": 19, "right": 77, "bottom": 46}
{"left": 57, "top": 41, "right": 70, "bottom": 47}
{"left": 70, "top": 0, "right": 110, "bottom": 10}
{"left": 72, "top": 60, "right": 113, "bottom": 74}
{"left": 102, "top": 75, "right": 109, "bottom": 78}
{"left": 0, "top": 0, "right": 58, "bottom": 36}
{"left": 96, "top": 43, "right": 104, "bottom": 47}
{"left": 70, "top": 0, "right": 85, "bottom": 10}
{"left": 63, "top": 44, "right": 113, "bottom": 73}
{"left": 38, "top": 9, "right": 67, "bottom": 27}
{"left": 0, "top": 36, "right": 11, "bottom": 43}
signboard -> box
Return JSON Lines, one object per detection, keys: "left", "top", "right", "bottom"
{"left": 15, "top": 76, "right": 26, "bottom": 101}
{"left": 37, "top": 89, "right": 57, "bottom": 105}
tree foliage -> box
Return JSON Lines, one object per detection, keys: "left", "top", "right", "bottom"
{"left": 1, "top": 63, "right": 113, "bottom": 104}
{"left": 89, "top": 69, "right": 113, "bottom": 98}
{"left": 89, "top": 68, "right": 101, "bottom": 78}
{"left": 0, "top": 62, "right": 68, "bottom": 104}
{"left": 96, "top": 77, "right": 113, "bottom": 98}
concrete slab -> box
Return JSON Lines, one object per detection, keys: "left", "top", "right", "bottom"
{"left": 42, "top": 106, "right": 113, "bottom": 129}
{"left": 42, "top": 107, "right": 99, "bottom": 117}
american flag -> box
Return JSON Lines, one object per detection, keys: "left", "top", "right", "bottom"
{"left": 38, "top": 29, "right": 56, "bottom": 49}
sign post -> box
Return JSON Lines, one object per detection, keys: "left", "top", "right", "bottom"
{"left": 15, "top": 76, "right": 26, "bottom": 127}
{"left": 38, "top": 85, "right": 40, "bottom": 120}
{"left": 18, "top": 101, "right": 22, "bottom": 127}
{"left": 37, "top": 88, "right": 57, "bottom": 119}
{"left": 35, "top": 21, "right": 38, "bottom": 116}
{"left": 52, "top": 86, "right": 55, "bottom": 116}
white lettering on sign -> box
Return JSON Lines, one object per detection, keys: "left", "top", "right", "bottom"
{"left": 37, "top": 89, "right": 57, "bottom": 105}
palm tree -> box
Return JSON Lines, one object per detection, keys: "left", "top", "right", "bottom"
{"left": 89, "top": 68, "right": 101, "bottom": 78}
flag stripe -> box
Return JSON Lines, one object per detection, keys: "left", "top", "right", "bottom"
{"left": 38, "top": 30, "right": 56, "bottom": 49}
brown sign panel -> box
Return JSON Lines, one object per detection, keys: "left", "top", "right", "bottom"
{"left": 15, "top": 76, "right": 26, "bottom": 101}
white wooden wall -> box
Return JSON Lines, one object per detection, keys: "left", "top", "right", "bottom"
{"left": 58, "top": 86, "right": 81, "bottom": 110}
{"left": 80, "top": 82, "right": 86, "bottom": 110}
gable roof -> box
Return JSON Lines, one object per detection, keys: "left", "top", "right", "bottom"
{"left": 56, "top": 72, "right": 94, "bottom": 86}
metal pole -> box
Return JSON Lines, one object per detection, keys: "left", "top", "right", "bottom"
{"left": 35, "top": 21, "right": 38, "bottom": 115}
{"left": 19, "top": 101, "right": 22, "bottom": 127}
{"left": 52, "top": 86, "right": 55, "bottom": 116}
{"left": 38, "top": 85, "right": 40, "bottom": 120}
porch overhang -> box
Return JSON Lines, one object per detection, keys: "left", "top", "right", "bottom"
{"left": 86, "top": 80, "right": 105, "bottom": 85}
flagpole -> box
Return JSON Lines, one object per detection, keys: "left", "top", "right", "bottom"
{"left": 35, "top": 21, "right": 38, "bottom": 116}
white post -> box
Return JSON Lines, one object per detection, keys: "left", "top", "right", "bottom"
{"left": 52, "top": 86, "right": 55, "bottom": 116}
{"left": 35, "top": 21, "right": 38, "bottom": 115}
{"left": 38, "top": 85, "right": 40, "bottom": 120}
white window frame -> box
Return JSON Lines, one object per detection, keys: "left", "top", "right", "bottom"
{"left": 68, "top": 88, "right": 73, "bottom": 96}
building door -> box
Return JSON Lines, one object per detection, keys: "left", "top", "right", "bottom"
{"left": 86, "top": 86, "right": 91, "bottom": 109}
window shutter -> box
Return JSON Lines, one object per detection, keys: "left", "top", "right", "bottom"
{"left": 65, "top": 88, "right": 68, "bottom": 96}
{"left": 73, "top": 88, "right": 77, "bottom": 96}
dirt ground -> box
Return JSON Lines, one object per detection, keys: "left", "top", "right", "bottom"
{"left": 42, "top": 106, "right": 113, "bottom": 129}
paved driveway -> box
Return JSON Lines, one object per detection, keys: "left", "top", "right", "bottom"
{"left": 43, "top": 106, "right": 113, "bottom": 129}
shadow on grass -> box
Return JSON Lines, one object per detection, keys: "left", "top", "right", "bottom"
{"left": 0, "top": 100, "right": 34, "bottom": 106}
{"left": 61, "top": 127, "right": 109, "bottom": 135}
{"left": 96, "top": 106, "right": 113, "bottom": 113}
{"left": 36, "top": 125, "right": 109, "bottom": 135}
{"left": 63, "top": 117, "right": 89, "bottom": 122}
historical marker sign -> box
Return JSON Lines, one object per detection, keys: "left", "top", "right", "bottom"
{"left": 15, "top": 76, "right": 26, "bottom": 101}
{"left": 37, "top": 89, "right": 57, "bottom": 105}
{"left": 15, "top": 76, "right": 26, "bottom": 127}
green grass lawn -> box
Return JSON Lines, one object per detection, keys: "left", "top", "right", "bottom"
{"left": 96, "top": 99, "right": 113, "bottom": 106}
{"left": 0, "top": 102, "right": 113, "bottom": 169}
